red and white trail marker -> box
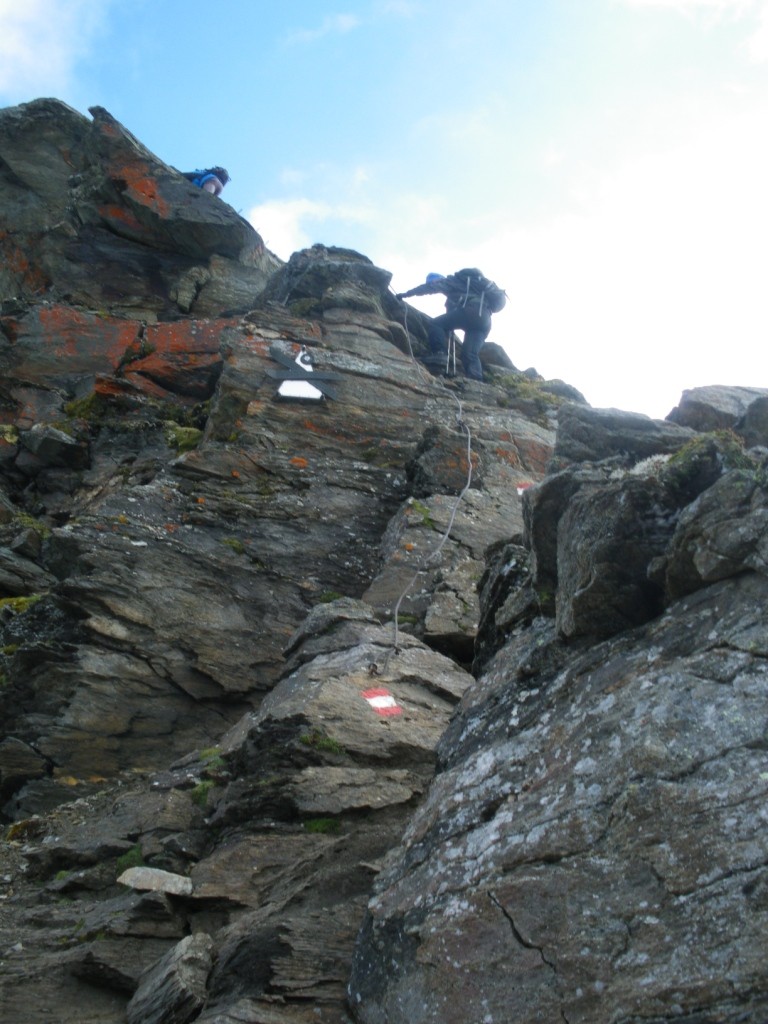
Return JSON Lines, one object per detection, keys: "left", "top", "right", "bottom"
{"left": 361, "top": 687, "right": 403, "bottom": 717}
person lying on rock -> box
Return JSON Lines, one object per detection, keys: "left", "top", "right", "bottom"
{"left": 183, "top": 167, "right": 230, "bottom": 196}
{"left": 396, "top": 269, "right": 506, "bottom": 382}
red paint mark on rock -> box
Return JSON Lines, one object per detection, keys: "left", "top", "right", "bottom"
{"left": 361, "top": 688, "right": 403, "bottom": 717}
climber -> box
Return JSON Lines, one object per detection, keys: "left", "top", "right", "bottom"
{"left": 183, "top": 167, "right": 230, "bottom": 196}
{"left": 396, "top": 269, "right": 506, "bottom": 382}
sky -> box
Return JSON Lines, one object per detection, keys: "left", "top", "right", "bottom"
{"left": 1, "top": 0, "right": 766, "bottom": 418}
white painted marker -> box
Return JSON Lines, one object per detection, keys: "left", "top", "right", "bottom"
{"left": 361, "top": 687, "right": 403, "bottom": 717}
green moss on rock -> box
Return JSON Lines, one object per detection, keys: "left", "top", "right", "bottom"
{"left": 0, "top": 594, "right": 42, "bottom": 615}
{"left": 164, "top": 422, "right": 202, "bottom": 453}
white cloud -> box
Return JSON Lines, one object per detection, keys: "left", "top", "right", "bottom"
{"left": 248, "top": 199, "right": 331, "bottom": 259}
{"left": 0, "top": 0, "right": 109, "bottom": 99}
{"left": 375, "top": 0, "right": 420, "bottom": 16}
{"left": 376, "top": 94, "right": 768, "bottom": 417}
{"left": 745, "top": 2, "right": 768, "bottom": 58}
{"left": 247, "top": 197, "right": 377, "bottom": 261}
{"left": 494, "top": 106, "right": 768, "bottom": 414}
{"left": 617, "top": 0, "right": 768, "bottom": 58}
{"left": 619, "top": 0, "right": 750, "bottom": 11}
{"left": 286, "top": 13, "right": 362, "bottom": 45}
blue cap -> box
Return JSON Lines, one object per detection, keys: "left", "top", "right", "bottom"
{"left": 426, "top": 273, "right": 445, "bottom": 284}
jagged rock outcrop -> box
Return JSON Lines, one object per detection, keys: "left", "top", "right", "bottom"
{"left": 350, "top": 572, "right": 768, "bottom": 1023}
{"left": 349, "top": 409, "right": 768, "bottom": 1024}
{"left": 1, "top": 97, "right": 768, "bottom": 1024}
{"left": 0, "top": 98, "right": 279, "bottom": 318}
{"left": 551, "top": 401, "right": 695, "bottom": 468}
{"left": 668, "top": 384, "right": 768, "bottom": 436}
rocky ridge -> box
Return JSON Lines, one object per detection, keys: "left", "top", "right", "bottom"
{"left": 0, "top": 98, "right": 767, "bottom": 1023}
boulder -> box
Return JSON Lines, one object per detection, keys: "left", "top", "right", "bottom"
{"left": 667, "top": 384, "right": 768, "bottom": 433}
{"left": 0, "top": 737, "right": 48, "bottom": 804}
{"left": 555, "top": 476, "right": 676, "bottom": 638}
{"left": 738, "top": 394, "right": 768, "bottom": 449}
{"left": 553, "top": 402, "right": 694, "bottom": 467}
{"left": 0, "top": 547, "right": 56, "bottom": 595}
{"left": 20, "top": 423, "right": 90, "bottom": 469}
{"left": 126, "top": 933, "right": 214, "bottom": 1024}
{"left": 118, "top": 867, "right": 194, "bottom": 897}
{"left": 665, "top": 469, "right": 768, "bottom": 599}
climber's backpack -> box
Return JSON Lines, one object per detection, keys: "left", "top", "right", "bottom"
{"left": 183, "top": 169, "right": 218, "bottom": 189}
{"left": 451, "top": 268, "right": 507, "bottom": 315}
{"left": 183, "top": 169, "right": 205, "bottom": 186}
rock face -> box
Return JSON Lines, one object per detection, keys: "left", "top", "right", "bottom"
{"left": 1, "top": 97, "right": 768, "bottom": 1024}
{"left": 349, "top": 417, "right": 768, "bottom": 1024}
{"left": 0, "top": 98, "right": 279, "bottom": 318}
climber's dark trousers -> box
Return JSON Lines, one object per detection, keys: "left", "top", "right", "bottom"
{"left": 428, "top": 309, "right": 491, "bottom": 381}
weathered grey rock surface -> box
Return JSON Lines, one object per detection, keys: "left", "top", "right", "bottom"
{"left": 349, "top": 419, "right": 768, "bottom": 1024}
{"left": 1, "top": 98, "right": 768, "bottom": 1024}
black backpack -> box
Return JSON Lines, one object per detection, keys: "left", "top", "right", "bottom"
{"left": 451, "top": 268, "right": 507, "bottom": 315}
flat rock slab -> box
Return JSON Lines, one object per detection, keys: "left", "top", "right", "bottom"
{"left": 118, "top": 867, "right": 193, "bottom": 896}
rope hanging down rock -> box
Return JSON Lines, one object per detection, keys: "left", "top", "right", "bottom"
{"left": 389, "top": 296, "right": 476, "bottom": 654}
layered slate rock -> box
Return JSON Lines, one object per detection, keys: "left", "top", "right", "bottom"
{"left": 185, "top": 600, "right": 474, "bottom": 1024}
{"left": 0, "top": 240, "right": 556, "bottom": 813}
{"left": 126, "top": 933, "right": 214, "bottom": 1024}
{"left": 0, "top": 599, "right": 474, "bottom": 1024}
{"left": 362, "top": 406, "right": 551, "bottom": 661}
{"left": 524, "top": 415, "right": 763, "bottom": 640}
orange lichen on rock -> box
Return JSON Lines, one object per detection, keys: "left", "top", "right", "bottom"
{"left": 0, "top": 230, "right": 50, "bottom": 293}
{"left": 515, "top": 438, "right": 552, "bottom": 475}
{"left": 10, "top": 306, "right": 141, "bottom": 378}
{"left": 122, "top": 319, "right": 238, "bottom": 400}
{"left": 241, "top": 336, "right": 273, "bottom": 358}
{"left": 145, "top": 319, "right": 239, "bottom": 357}
{"left": 290, "top": 457, "right": 309, "bottom": 468}
{"left": 494, "top": 446, "right": 522, "bottom": 468}
{"left": 111, "top": 162, "right": 171, "bottom": 218}
{"left": 96, "top": 204, "right": 149, "bottom": 239}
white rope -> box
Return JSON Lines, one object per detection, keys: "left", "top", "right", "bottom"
{"left": 389, "top": 293, "right": 476, "bottom": 654}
